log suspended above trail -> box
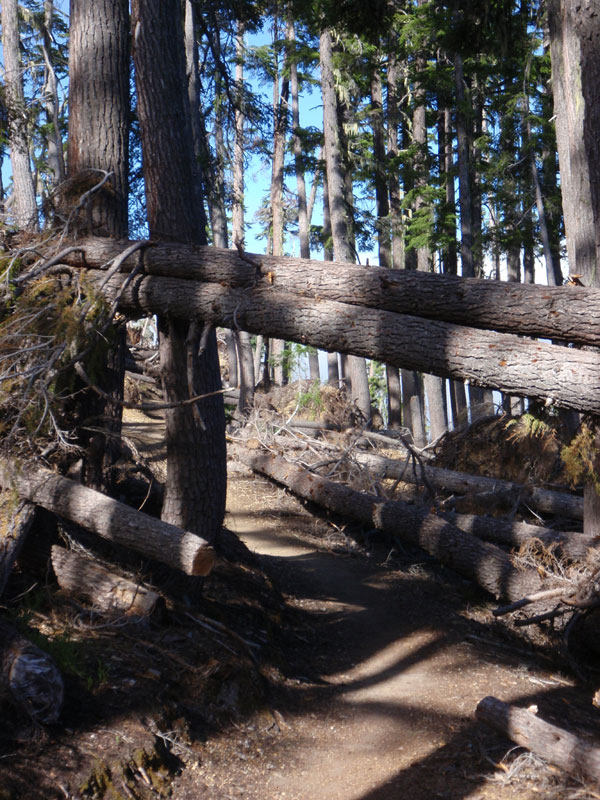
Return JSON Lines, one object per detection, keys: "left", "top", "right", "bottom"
{"left": 476, "top": 696, "right": 600, "bottom": 784}
{"left": 227, "top": 442, "right": 546, "bottom": 602}
{"left": 96, "top": 271, "right": 600, "bottom": 415}
{"left": 0, "top": 463, "right": 215, "bottom": 576}
{"left": 354, "top": 452, "right": 584, "bottom": 519}
{"left": 65, "top": 237, "right": 600, "bottom": 346}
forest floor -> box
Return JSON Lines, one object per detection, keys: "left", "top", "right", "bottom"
{"left": 2, "top": 397, "right": 600, "bottom": 799}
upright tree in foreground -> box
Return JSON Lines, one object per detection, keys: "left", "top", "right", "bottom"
{"left": 132, "top": 0, "right": 226, "bottom": 541}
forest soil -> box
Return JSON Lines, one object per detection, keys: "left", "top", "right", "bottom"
{"left": 186, "top": 470, "right": 596, "bottom": 800}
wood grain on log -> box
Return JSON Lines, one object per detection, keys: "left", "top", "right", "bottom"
{"left": 95, "top": 272, "right": 600, "bottom": 416}
{"left": 51, "top": 546, "right": 161, "bottom": 615}
{"left": 0, "top": 497, "right": 36, "bottom": 597}
{"left": 0, "top": 462, "right": 215, "bottom": 576}
{"left": 228, "top": 442, "right": 546, "bottom": 601}
{"left": 476, "top": 695, "right": 600, "bottom": 783}
{"left": 354, "top": 452, "right": 584, "bottom": 519}
{"left": 65, "top": 237, "right": 600, "bottom": 347}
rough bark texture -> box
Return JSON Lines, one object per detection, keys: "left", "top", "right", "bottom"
{"left": 476, "top": 696, "right": 600, "bottom": 783}
{"left": 64, "top": 239, "right": 600, "bottom": 348}
{"left": 0, "top": 500, "right": 36, "bottom": 598}
{"left": 131, "top": 0, "right": 226, "bottom": 541}
{"left": 229, "top": 443, "right": 545, "bottom": 601}
{"left": 1, "top": 0, "right": 37, "bottom": 229}
{"left": 67, "top": 0, "right": 129, "bottom": 236}
{"left": 355, "top": 452, "right": 584, "bottom": 519}
{"left": 96, "top": 271, "right": 600, "bottom": 416}
{"left": 51, "top": 546, "right": 161, "bottom": 616}
{"left": 0, "top": 463, "right": 215, "bottom": 576}
{"left": 0, "top": 619, "right": 63, "bottom": 724}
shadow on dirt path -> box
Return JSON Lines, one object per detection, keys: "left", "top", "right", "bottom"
{"left": 213, "top": 475, "right": 593, "bottom": 800}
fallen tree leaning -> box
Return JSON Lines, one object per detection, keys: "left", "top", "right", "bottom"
{"left": 354, "top": 451, "right": 584, "bottom": 519}
{"left": 0, "top": 463, "right": 215, "bottom": 576}
{"left": 476, "top": 695, "right": 600, "bottom": 783}
{"left": 228, "top": 442, "right": 545, "bottom": 602}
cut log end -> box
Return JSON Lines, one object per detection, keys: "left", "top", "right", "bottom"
{"left": 185, "top": 536, "right": 216, "bottom": 576}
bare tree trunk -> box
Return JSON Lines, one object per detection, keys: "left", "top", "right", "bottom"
{"left": 453, "top": 53, "right": 474, "bottom": 278}
{"left": 320, "top": 29, "right": 370, "bottom": 420}
{"left": 40, "top": 1, "right": 65, "bottom": 190}
{"left": 1, "top": 0, "right": 38, "bottom": 229}
{"left": 131, "top": 0, "right": 226, "bottom": 541}
{"left": 322, "top": 169, "right": 340, "bottom": 387}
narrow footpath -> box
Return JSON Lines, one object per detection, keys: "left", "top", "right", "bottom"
{"left": 196, "top": 473, "right": 582, "bottom": 800}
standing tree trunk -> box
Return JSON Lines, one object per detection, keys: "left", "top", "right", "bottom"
{"left": 549, "top": 0, "right": 600, "bottom": 536}
{"left": 40, "top": 1, "right": 65, "bottom": 191}
{"left": 131, "top": 0, "right": 226, "bottom": 541}
{"left": 2, "top": 0, "right": 38, "bottom": 230}
{"left": 67, "top": 0, "right": 130, "bottom": 490}
{"left": 232, "top": 23, "right": 255, "bottom": 414}
{"left": 320, "top": 29, "right": 371, "bottom": 421}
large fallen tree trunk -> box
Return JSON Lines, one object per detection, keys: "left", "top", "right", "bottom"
{"left": 228, "top": 442, "right": 545, "bottom": 601}
{"left": 97, "top": 272, "right": 600, "bottom": 416}
{"left": 476, "top": 696, "right": 600, "bottom": 783}
{"left": 0, "top": 463, "right": 215, "bottom": 576}
{"left": 355, "top": 452, "right": 584, "bottom": 519}
{"left": 51, "top": 546, "right": 162, "bottom": 616}
{"left": 67, "top": 237, "right": 600, "bottom": 347}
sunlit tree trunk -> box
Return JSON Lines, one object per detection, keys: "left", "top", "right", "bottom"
{"left": 132, "top": 0, "right": 226, "bottom": 541}
{"left": 2, "top": 0, "right": 38, "bottom": 229}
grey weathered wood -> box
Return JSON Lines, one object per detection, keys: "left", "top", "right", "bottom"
{"left": 0, "top": 498, "right": 36, "bottom": 597}
{"left": 51, "top": 546, "right": 161, "bottom": 616}
{"left": 95, "top": 271, "right": 600, "bottom": 416}
{"left": 354, "top": 452, "right": 584, "bottom": 519}
{"left": 228, "top": 442, "right": 546, "bottom": 601}
{"left": 0, "top": 462, "right": 215, "bottom": 576}
{"left": 476, "top": 696, "right": 600, "bottom": 783}
{"left": 65, "top": 237, "right": 600, "bottom": 346}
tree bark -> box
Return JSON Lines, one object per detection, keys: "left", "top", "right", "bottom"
{"left": 51, "top": 546, "right": 161, "bottom": 616}
{"left": 96, "top": 270, "right": 600, "bottom": 416}
{"left": 476, "top": 696, "right": 600, "bottom": 784}
{"left": 131, "top": 0, "right": 226, "bottom": 541}
{"left": 1, "top": 0, "right": 38, "bottom": 230}
{"left": 0, "top": 619, "right": 63, "bottom": 724}
{"left": 0, "top": 500, "right": 36, "bottom": 598}
{"left": 354, "top": 452, "right": 584, "bottom": 519}
{"left": 454, "top": 53, "right": 474, "bottom": 277}
{"left": 0, "top": 462, "right": 215, "bottom": 576}
{"left": 65, "top": 239, "right": 600, "bottom": 348}
{"left": 228, "top": 442, "right": 544, "bottom": 601}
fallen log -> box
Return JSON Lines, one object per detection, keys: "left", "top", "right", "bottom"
{"left": 97, "top": 272, "right": 600, "bottom": 416}
{"left": 51, "top": 546, "right": 162, "bottom": 616}
{"left": 0, "top": 463, "right": 215, "bottom": 576}
{"left": 476, "top": 695, "right": 600, "bottom": 783}
{"left": 228, "top": 442, "right": 545, "bottom": 601}
{"left": 0, "top": 498, "right": 36, "bottom": 597}
{"left": 354, "top": 452, "right": 584, "bottom": 519}
{"left": 66, "top": 237, "right": 600, "bottom": 347}
{"left": 0, "top": 618, "right": 63, "bottom": 724}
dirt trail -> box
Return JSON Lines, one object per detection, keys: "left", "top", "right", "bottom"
{"left": 208, "top": 474, "right": 581, "bottom": 800}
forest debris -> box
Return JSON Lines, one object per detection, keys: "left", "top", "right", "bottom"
{"left": 0, "top": 461, "right": 215, "bottom": 576}
{"left": 0, "top": 618, "right": 64, "bottom": 724}
{"left": 0, "top": 498, "right": 36, "bottom": 597}
{"left": 476, "top": 695, "right": 600, "bottom": 783}
{"left": 51, "top": 546, "right": 162, "bottom": 616}
{"left": 228, "top": 441, "right": 547, "bottom": 601}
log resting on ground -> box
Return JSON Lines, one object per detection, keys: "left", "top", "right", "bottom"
{"left": 66, "top": 237, "right": 600, "bottom": 347}
{"left": 354, "top": 452, "right": 584, "bottom": 519}
{"left": 95, "top": 272, "right": 600, "bottom": 416}
{"left": 0, "top": 462, "right": 215, "bottom": 576}
{"left": 476, "top": 696, "right": 600, "bottom": 783}
{"left": 228, "top": 442, "right": 546, "bottom": 601}
{"left": 51, "top": 546, "right": 162, "bottom": 616}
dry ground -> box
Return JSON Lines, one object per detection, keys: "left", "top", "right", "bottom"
{"left": 1, "top": 407, "right": 599, "bottom": 799}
